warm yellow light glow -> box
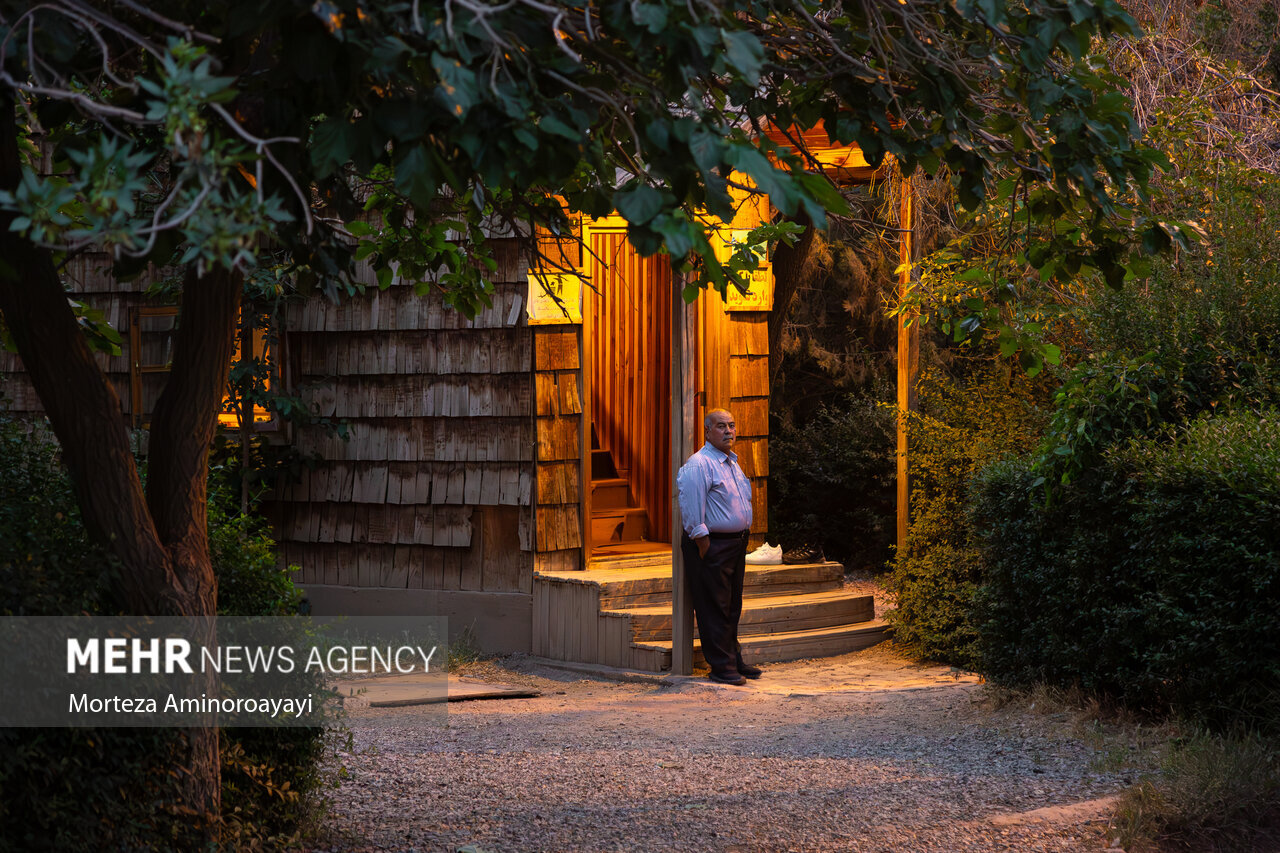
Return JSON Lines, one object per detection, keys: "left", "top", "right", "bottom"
{"left": 219, "top": 324, "right": 273, "bottom": 428}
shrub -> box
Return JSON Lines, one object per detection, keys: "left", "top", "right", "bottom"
{"left": 887, "top": 361, "right": 1051, "bottom": 668}
{"left": 768, "top": 393, "right": 895, "bottom": 569}
{"left": 973, "top": 411, "right": 1280, "bottom": 730}
{"left": 0, "top": 416, "right": 195, "bottom": 850}
{"left": 1034, "top": 165, "right": 1280, "bottom": 494}
{"left": 0, "top": 417, "right": 117, "bottom": 615}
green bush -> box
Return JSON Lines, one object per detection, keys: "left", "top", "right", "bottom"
{"left": 768, "top": 394, "right": 895, "bottom": 569}
{"left": 887, "top": 361, "right": 1052, "bottom": 668}
{"left": 0, "top": 418, "right": 118, "bottom": 615}
{"left": 0, "top": 416, "right": 333, "bottom": 850}
{"left": 973, "top": 411, "right": 1280, "bottom": 730}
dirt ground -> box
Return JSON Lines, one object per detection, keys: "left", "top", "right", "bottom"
{"left": 311, "top": 641, "right": 1150, "bottom": 852}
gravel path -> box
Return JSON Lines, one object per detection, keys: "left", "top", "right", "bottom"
{"left": 311, "top": 641, "right": 1144, "bottom": 852}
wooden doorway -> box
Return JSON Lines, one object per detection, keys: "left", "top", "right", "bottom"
{"left": 585, "top": 227, "right": 672, "bottom": 557}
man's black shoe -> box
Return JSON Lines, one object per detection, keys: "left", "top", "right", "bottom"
{"left": 782, "top": 543, "right": 825, "bottom": 564}
{"left": 709, "top": 670, "right": 747, "bottom": 686}
{"left": 737, "top": 662, "right": 763, "bottom": 679}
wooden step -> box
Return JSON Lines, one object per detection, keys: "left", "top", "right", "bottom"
{"left": 590, "top": 507, "right": 648, "bottom": 543}
{"left": 637, "top": 619, "right": 892, "bottom": 668}
{"left": 608, "top": 590, "right": 875, "bottom": 642}
{"left": 591, "top": 448, "right": 617, "bottom": 479}
{"left": 590, "top": 477, "right": 630, "bottom": 509}
{"left": 594, "top": 561, "right": 845, "bottom": 609}
{"left": 587, "top": 545, "right": 671, "bottom": 569}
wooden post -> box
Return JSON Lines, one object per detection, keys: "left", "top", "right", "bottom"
{"left": 895, "top": 175, "right": 918, "bottom": 554}
{"left": 671, "top": 279, "right": 696, "bottom": 675}
{"left": 239, "top": 308, "right": 253, "bottom": 516}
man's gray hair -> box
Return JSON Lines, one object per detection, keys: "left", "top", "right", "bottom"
{"left": 704, "top": 408, "right": 733, "bottom": 429}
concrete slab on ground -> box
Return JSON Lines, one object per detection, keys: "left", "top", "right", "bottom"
{"left": 333, "top": 675, "right": 541, "bottom": 708}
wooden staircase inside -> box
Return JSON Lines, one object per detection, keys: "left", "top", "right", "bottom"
{"left": 532, "top": 552, "right": 891, "bottom": 672}
{"left": 590, "top": 426, "right": 660, "bottom": 553}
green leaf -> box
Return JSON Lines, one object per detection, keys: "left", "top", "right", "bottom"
{"left": 614, "top": 184, "right": 664, "bottom": 226}
{"left": 720, "top": 30, "right": 764, "bottom": 85}
{"left": 539, "top": 115, "right": 580, "bottom": 141}
{"left": 393, "top": 145, "right": 439, "bottom": 209}
{"left": 631, "top": 3, "right": 668, "bottom": 33}
{"left": 432, "top": 53, "right": 478, "bottom": 119}
{"left": 311, "top": 117, "right": 353, "bottom": 178}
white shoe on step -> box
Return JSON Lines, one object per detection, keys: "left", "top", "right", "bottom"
{"left": 745, "top": 542, "right": 782, "bottom": 565}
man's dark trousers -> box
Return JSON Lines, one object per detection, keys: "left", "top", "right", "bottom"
{"left": 681, "top": 532, "right": 748, "bottom": 675}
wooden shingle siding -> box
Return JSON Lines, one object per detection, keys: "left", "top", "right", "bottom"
{"left": 292, "top": 328, "right": 530, "bottom": 375}
{"left": 722, "top": 311, "right": 770, "bottom": 536}
{"left": 0, "top": 251, "right": 169, "bottom": 423}
{"left": 300, "top": 375, "right": 531, "bottom": 418}
{"left": 282, "top": 281, "right": 525, "bottom": 332}
{"left": 533, "top": 326, "right": 584, "bottom": 556}
{"left": 278, "top": 461, "right": 530, "bottom": 505}
{"left": 277, "top": 239, "right": 536, "bottom": 597}
{"left": 293, "top": 417, "right": 534, "bottom": 461}
{"left": 282, "top": 504, "right": 530, "bottom": 592}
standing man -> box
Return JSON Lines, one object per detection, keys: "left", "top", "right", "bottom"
{"left": 677, "top": 408, "right": 762, "bottom": 686}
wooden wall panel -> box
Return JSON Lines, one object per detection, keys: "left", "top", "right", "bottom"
{"left": 536, "top": 505, "right": 583, "bottom": 552}
{"left": 306, "top": 375, "right": 531, "bottom": 418}
{"left": 698, "top": 307, "right": 771, "bottom": 537}
{"left": 536, "top": 461, "right": 581, "bottom": 505}
{"left": 536, "top": 416, "right": 580, "bottom": 462}
{"left": 734, "top": 398, "right": 769, "bottom": 437}
{"left": 728, "top": 314, "right": 769, "bottom": 357}
{"left": 729, "top": 355, "right": 769, "bottom": 398}
{"left": 535, "top": 328, "right": 581, "bottom": 370}
{"left": 733, "top": 438, "right": 769, "bottom": 478}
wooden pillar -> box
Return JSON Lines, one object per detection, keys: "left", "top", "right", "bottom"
{"left": 671, "top": 280, "right": 696, "bottom": 675}
{"left": 895, "top": 175, "right": 918, "bottom": 554}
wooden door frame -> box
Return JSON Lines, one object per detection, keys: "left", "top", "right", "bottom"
{"left": 580, "top": 218, "right": 677, "bottom": 559}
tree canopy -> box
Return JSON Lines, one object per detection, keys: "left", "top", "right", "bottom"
{"left": 3, "top": 0, "right": 1171, "bottom": 305}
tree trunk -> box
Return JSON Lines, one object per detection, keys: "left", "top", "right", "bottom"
{"left": 0, "top": 98, "right": 239, "bottom": 839}
{"left": 768, "top": 216, "right": 817, "bottom": 386}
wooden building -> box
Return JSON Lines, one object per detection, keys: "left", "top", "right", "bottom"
{"left": 276, "top": 151, "right": 899, "bottom": 670}
{"left": 2, "top": 141, "right": 904, "bottom": 672}
{"left": 272, "top": 197, "right": 797, "bottom": 665}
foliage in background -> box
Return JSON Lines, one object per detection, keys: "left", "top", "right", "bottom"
{"left": 766, "top": 180, "right": 906, "bottom": 574}
{"left": 891, "top": 7, "right": 1280, "bottom": 662}
{"left": 772, "top": 192, "right": 903, "bottom": 414}
{"left": 0, "top": 413, "right": 334, "bottom": 850}
{"left": 887, "top": 360, "right": 1053, "bottom": 668}
{"left": 768, "top": 393, "right": 895, "bottom": 570}
{"left": 1032, "top": 159, "right": 1280, "bottom": 493}
{"left": 973, "top": 412, "right": 1280, "bottom": 730}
